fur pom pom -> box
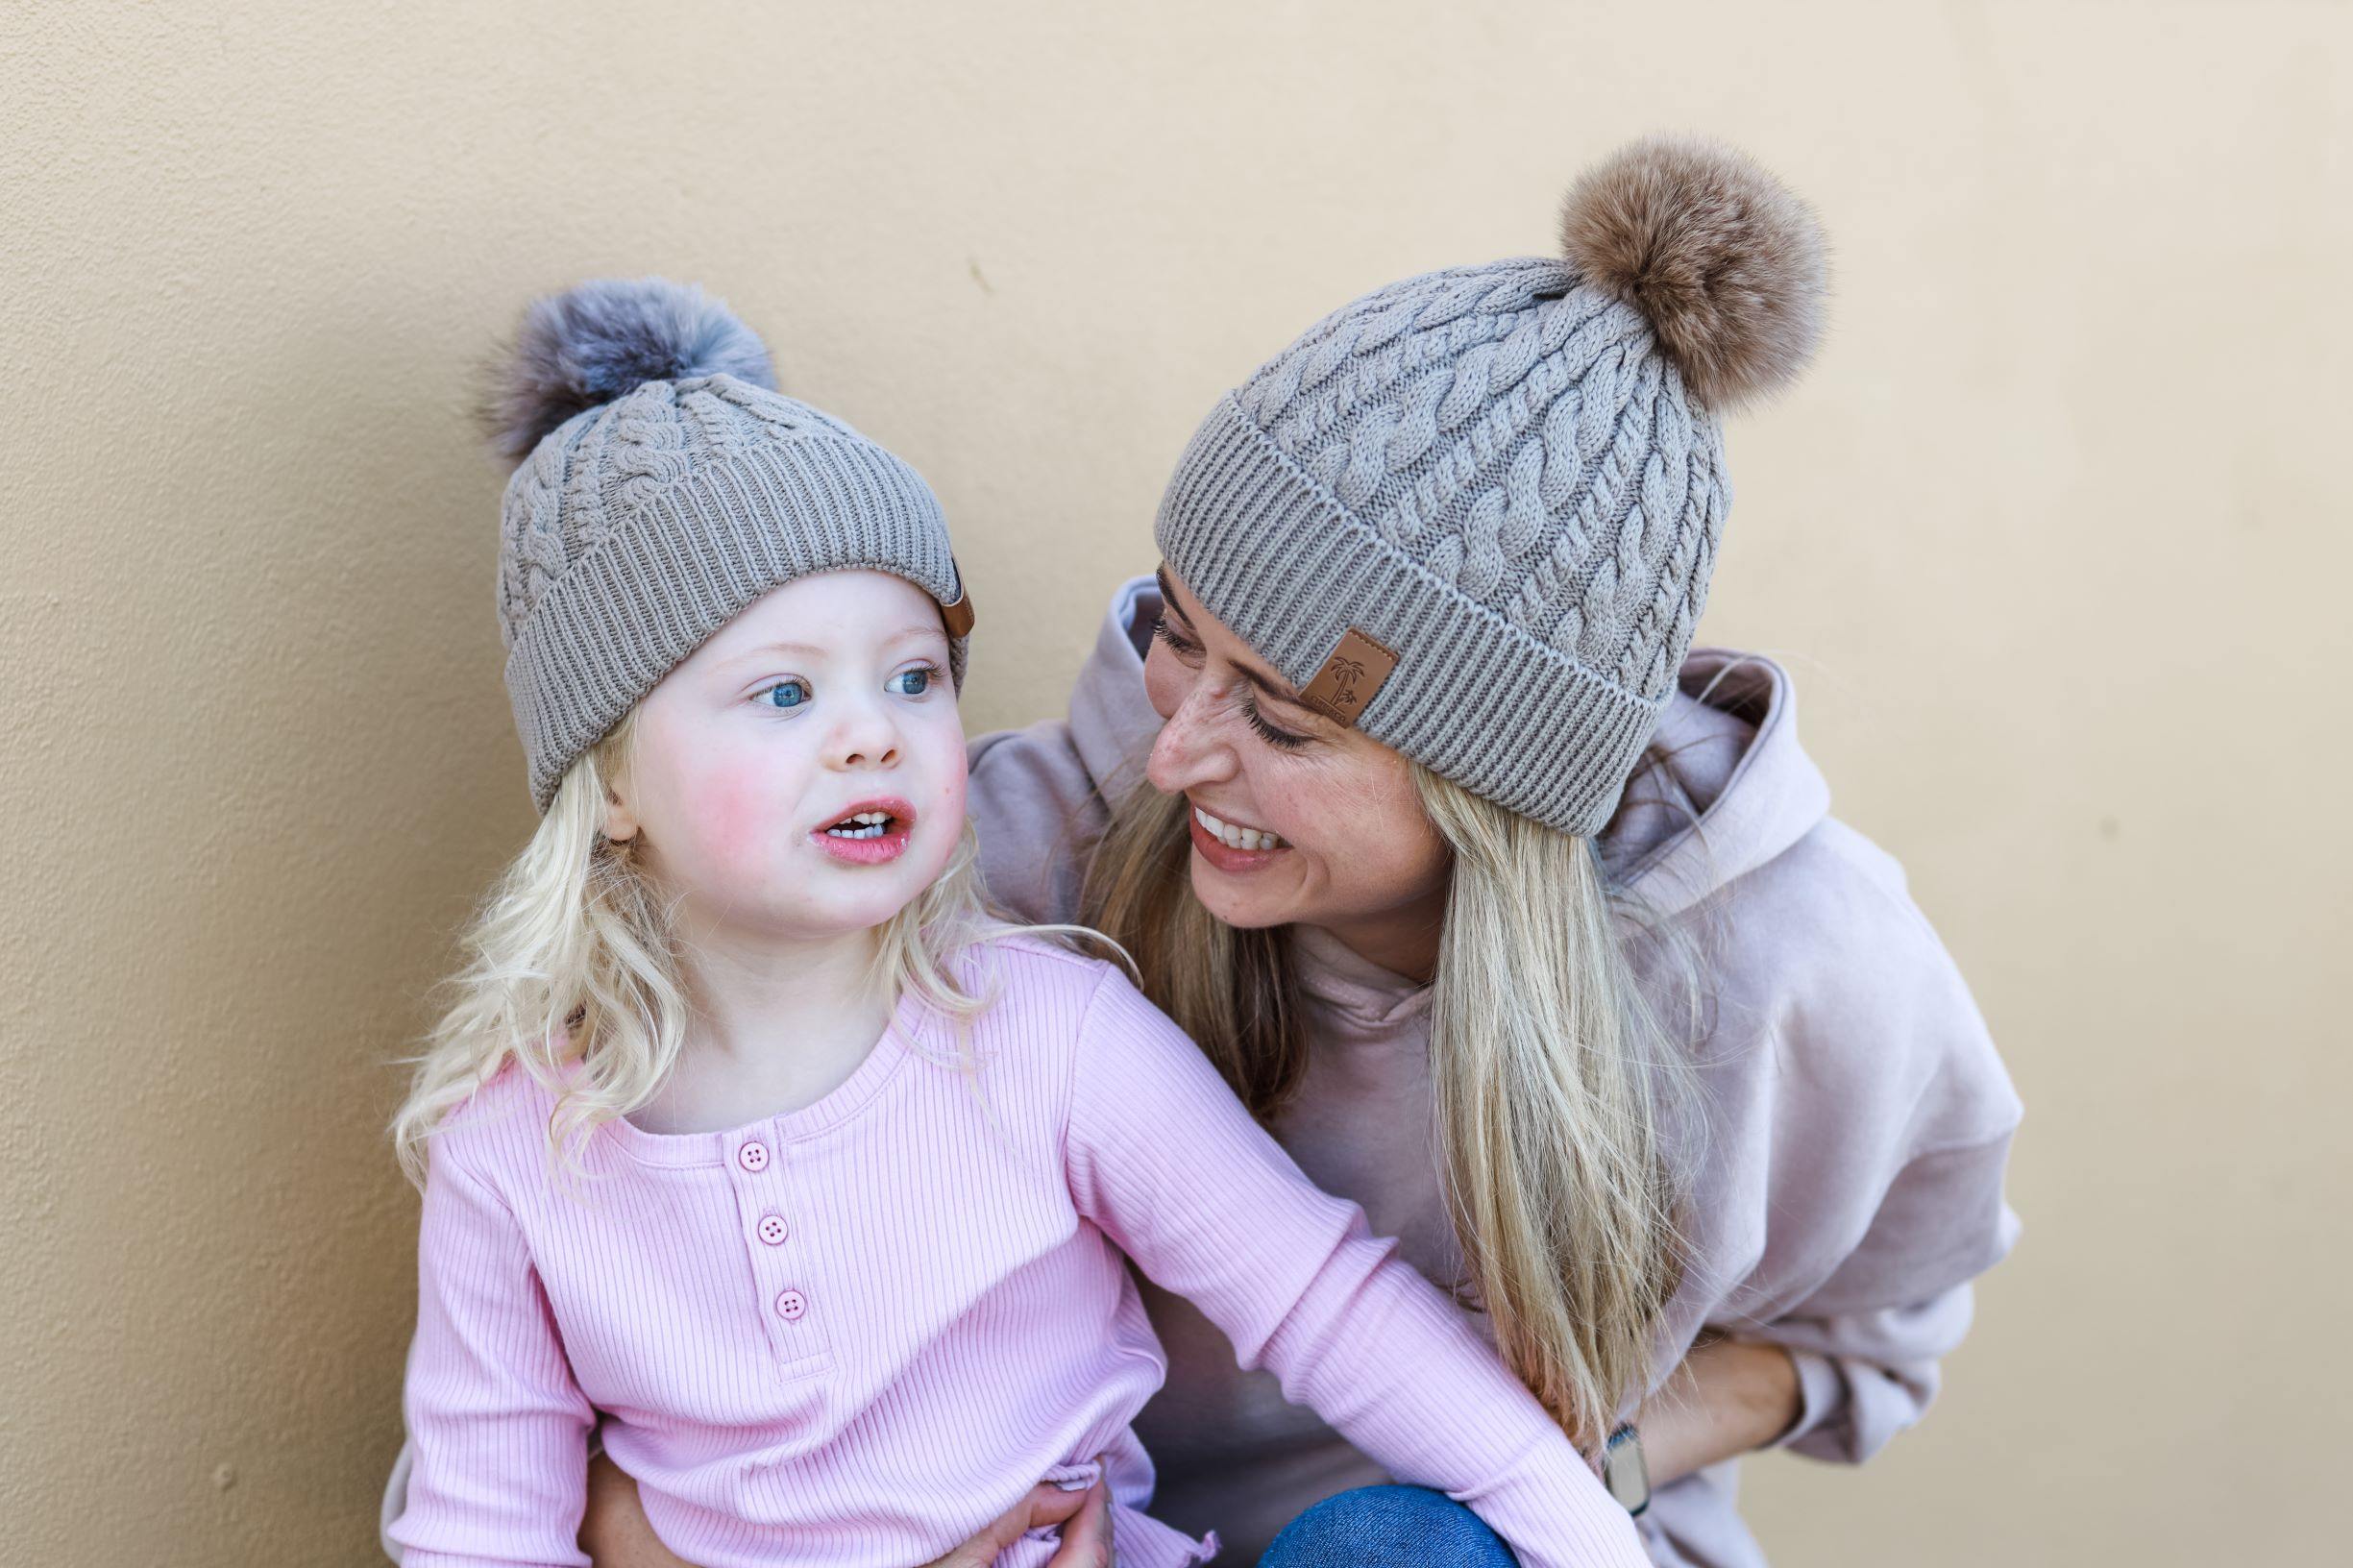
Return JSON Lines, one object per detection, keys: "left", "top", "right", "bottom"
{"left": 484, "top": 278, "right": 778, "bottom": 461}
{"left": 1558, "top": 136, "right": 1826, "bottom": 412}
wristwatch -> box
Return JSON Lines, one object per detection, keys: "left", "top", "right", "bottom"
{"left": 1603, "top": 1423, "right": 1651, "bottom": 1516}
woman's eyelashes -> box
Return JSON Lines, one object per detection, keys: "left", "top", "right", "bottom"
{"left": 1155, "top": 617, "right": 1311, "bottom": 750}
{"left": 1150, "top": 616, "right": 1199, "bottom": 659}
{"left": 1240, "top": 693, "right": 1311, "bottom": 751}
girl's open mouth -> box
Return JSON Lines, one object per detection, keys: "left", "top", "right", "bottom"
{"left": 810, "top": 797, "right": 917, "bottom": 866}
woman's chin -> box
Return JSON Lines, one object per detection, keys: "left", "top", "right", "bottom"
{"left": 1187, "top": 858, "right": 1299, "bottom": 932}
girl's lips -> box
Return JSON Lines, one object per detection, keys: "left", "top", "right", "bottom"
{"left": 1187, "top": 805, "right": 1289, "bottom": 873}
{"left": 809, "top": 797, "right": 917, "bottom": 867}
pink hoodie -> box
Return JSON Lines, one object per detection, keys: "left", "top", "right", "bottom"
{"left": 966, "top": 576, "right": 2022, "bottom": 1568}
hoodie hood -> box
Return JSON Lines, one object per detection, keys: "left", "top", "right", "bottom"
{"left": 1068, "top": 575, "right": 1830, "bottom": 917}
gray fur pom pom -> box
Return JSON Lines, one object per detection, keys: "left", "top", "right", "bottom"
{"left": 1558, "top": 136, "right": 1826, "bottom": 412}
{"left": 484, "top": 278, "right": 778, "bottom": 461}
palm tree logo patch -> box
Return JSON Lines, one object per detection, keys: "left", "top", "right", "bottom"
{"left": 1299, "top": 626, "right": 1400, "bottom": 728}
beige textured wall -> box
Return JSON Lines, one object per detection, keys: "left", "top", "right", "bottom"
{"left": 4, "top": 2, "right": 2346, "bottom": 1563}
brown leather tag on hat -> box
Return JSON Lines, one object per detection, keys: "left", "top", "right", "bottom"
{"left": 939, "top": 558, "right": 976, "bottom": 639}
{"left": 1297, "top": 626, "right": 1398, "bottom": 727}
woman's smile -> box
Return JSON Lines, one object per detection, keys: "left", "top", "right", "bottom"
{"left": 1188, "top": 798, "right": 1291, "bottom": 871}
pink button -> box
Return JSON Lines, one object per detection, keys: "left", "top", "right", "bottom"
{"left": 737, "top": 1141, "right": 769, "bottom": 1173}
{"left": 756, "top": 1214, "right": 789, "bottom": 1246}
{"left": 774, "top": 1288, "right": 807, "bottom": 1322}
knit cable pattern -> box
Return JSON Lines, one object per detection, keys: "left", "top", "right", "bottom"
{"left": 1156, "top": 255, "right": 1740, "bottom": 834}
{"left": 494, "top": 372, "right": 965, "bottom": 810}
{"left": 1236, "top": 259, "right": 1729, "bottom": 704}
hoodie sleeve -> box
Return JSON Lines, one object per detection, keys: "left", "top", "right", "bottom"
{"left": 1674, "top": 821, "right": 2023, "bottom": 1468}
{"left": 1064, "top": 966, "right": 1650, "bottom": 1568}
{"left": 1771, "top": 1285, "right": 1978, "bottom": 1462}
{"left": 1753, "top": 1133, "right": 2020, "bottom": 1460}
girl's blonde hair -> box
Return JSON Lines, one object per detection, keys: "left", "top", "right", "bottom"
{"left": 392, "top": 711, "right": 1027, "bottom": 1188}
{"left": 1081, "top": 757, "right": 1703, "bottom": 1448}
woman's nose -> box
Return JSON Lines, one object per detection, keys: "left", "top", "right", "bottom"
{"left": 1145, "top": 680, "right": 1236, "bottom": 796}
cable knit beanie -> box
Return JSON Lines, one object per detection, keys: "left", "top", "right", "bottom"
{"left": 488, "top": 279, "right": 971, "bottom": 811}
{"left": 1156, "top": 136, "right": 1826, "bottom": 835}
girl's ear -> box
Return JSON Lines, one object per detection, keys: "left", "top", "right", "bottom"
{"left": 601, "top": 780, "right": 641, "bottom": 843}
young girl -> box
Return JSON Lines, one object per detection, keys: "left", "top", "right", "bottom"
{"left": 386, "top": 280, "right": 1645, "bottom": 1568}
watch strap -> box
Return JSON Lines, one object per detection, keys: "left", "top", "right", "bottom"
{"left": 1603, "top": 1422, "right": 1652, "bottom": 1516}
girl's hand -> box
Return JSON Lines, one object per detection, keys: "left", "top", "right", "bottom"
{"left": 577, "top": 1448, "right": 1116, "bottom": 1568}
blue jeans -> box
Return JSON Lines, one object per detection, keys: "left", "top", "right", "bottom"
{"left": 1258, "top": 1485, "right": 1520, "bottom": 1567}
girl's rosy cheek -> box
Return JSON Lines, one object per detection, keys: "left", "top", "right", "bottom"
{"left": 691, "top": 758, "right": 781, "bottom": 866}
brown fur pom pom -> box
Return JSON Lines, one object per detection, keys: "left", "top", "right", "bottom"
{"left": 1559, "top": 135, "right": 1826, "bottom": 412}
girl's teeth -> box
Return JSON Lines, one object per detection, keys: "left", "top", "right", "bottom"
{"left": 825, "top": 811, "right": 895, "bottom": 840}
{"left": 1194, "top": 805, "right": 1284, "bottom": 852}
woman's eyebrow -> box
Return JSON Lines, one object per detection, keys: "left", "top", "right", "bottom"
{"left": 1235, "top": 661, "right": 1315, "bottom": 712}
{"left": 1154, "top": 567, "right": 1316, "bottom": 710}
{"left": 1153, "top": 566, "right": 1190, "bottom": 625}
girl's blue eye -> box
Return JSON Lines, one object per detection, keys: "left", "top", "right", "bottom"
{"left": 759, "top": 680, "right": 809, "bottom": 710}
{"left": 889, "top": 667, "right": 933, "bottom": 697}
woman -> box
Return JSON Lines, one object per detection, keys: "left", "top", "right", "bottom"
{"left": 388, "top": 137, "right": 2019, "bottom": 1566}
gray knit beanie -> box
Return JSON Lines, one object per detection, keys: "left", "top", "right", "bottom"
{"left": 1156, "top": 136, "right": 1826, "bottom": 835}
{"left": 487, "top": 279, "right": 971, "bottom": 811}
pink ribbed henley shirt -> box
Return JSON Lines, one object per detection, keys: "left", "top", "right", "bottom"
{"left": 391, "top": 938, "right": 1645, "bottom": 1568}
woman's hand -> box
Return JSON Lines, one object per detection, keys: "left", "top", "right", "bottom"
{"left": 580, "top": 1452, "right": 692, "bottom": 1568}
{"left": 576, "top": 1449, "right": 1116, "bottom": 1568}
{"left": 921, "top": 1462, "right": 1115, "bottom": 1568}
{"left": 1633, "top": 1335, "right": 1802, "bottom": 1488}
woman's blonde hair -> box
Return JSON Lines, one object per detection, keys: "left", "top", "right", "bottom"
{"left": 1081, "top": 757, "right": 1702, "bottom": 1447}
{"left": 391, "top": 710, "right": 1028, "bottom": 1188}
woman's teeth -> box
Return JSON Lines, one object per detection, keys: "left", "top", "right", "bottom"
{"left": 825, "top": 811, "right": 895, "bottom": 841}
{"left": 1194, "top": 805, "right": 1285, "bottom": 852}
